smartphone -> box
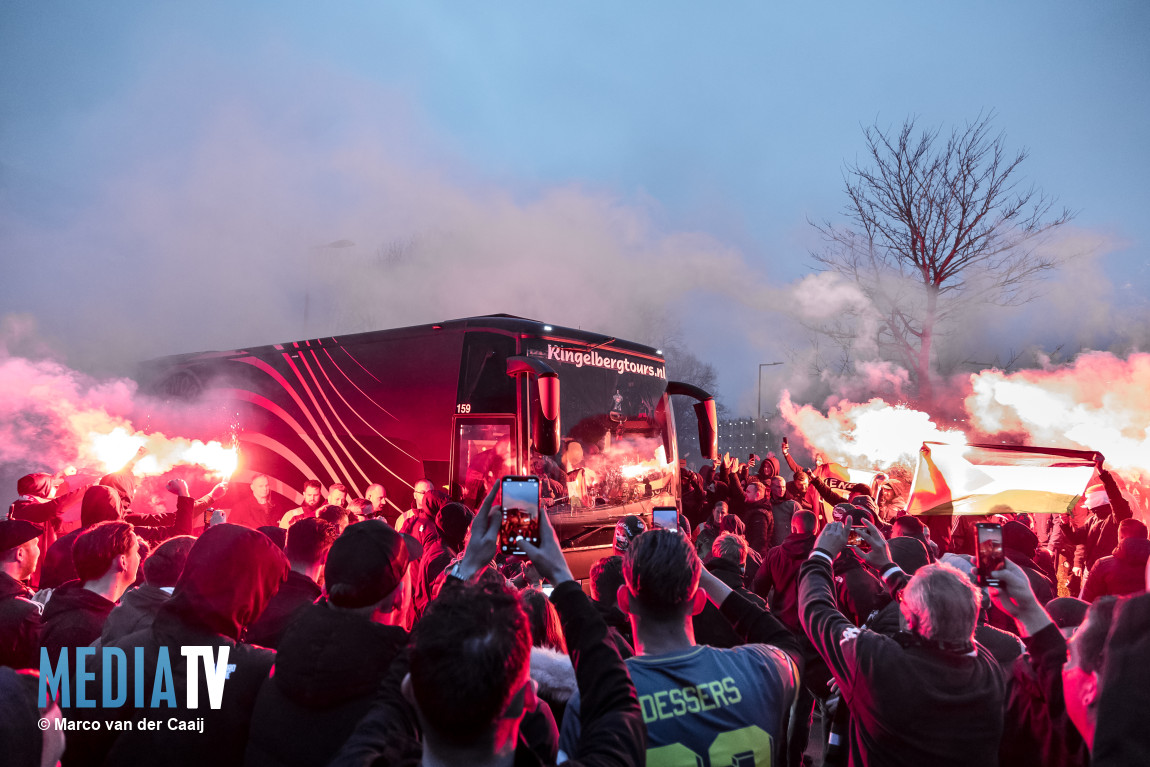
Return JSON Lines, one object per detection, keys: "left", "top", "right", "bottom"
{"left": 652, "top": 505, "right": 679, "bottom": 532}
{"left": 540, "top": 584, "right": 555, "bottom": 598}
{"left": 976, "top": 522, "right": 1005, "bottom": 587}
{"left": 847, "top": 526, "right": 865, "bottom": 547}
{"left": 499, "top": 476, "right": 541, "bottom": 555}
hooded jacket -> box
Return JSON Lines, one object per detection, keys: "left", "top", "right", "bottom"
{"left": 96, "top": 583, "right": 172, "bottom": 647}
{"left": 8, "top": 474, "right": 88, "bottom": 587}
{"left": 245, "top": 600, "right": 408, "bottom": 767}
{"left": 751, "top": 531, "right": 817, "bottom": 632}
{"left": 40, "top": 580, "right": 116, "bottom": 661}
{"left": 1094, "top": 591, "right": 1150, "bottom": 766}
{"left": 64, "top": 524, "right": 290, "bottom": 767}
{"left": 244, "top": 570, "right": 322, "bottom": 649}
{"left": 740, "top": 499, "right": 775, "bottom": 555}
{"left": 691, "top": 556, "right": 769, "bottom": 649}
{"left": 0, "top": 571, "right": 42, "bottom": 669}
{"left": 1001, "top": 521, "right": 1057, "bottom": 606}
{"left": 1080, "top": 537, "right": 1150, "bottom": 602}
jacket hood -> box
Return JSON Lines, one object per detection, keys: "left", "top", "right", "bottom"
{"left": 1002, "top": 521, "right": 1039, "bottom": 558}
{"left": 434, "top": 502, "right": 474, "bottom": 550}
{"left": 756, "top": 455, "right": 781, "bottom": 480}
{"left": 98, "top": 469, "right": 137, "bottom": 512}
{"left": 42, "top": 580, "right": 115, "bottom": 619}
{"left": 272, "top": 602, "right": 407, "bottom": 708}
{"left": 705, "top": 556, "right": 746, "bottom": 589}
{"left": 1115, "top": 537, "right": 1150, "bottom": 565}
{"left": 781, "top": 531, "right": 817, "bottom": 558}
{"left": 80, "top": 485, "right": 122, "bottom": 527}
{"left": 530, "top": 645, "right": 577, "bottom": 705}
{"left": 162, "top": 523, "right": 289, "bottom": 640}
{"left": 17, "top": 473, "right": 54, "bottom": 499}
{"left": 0, "top": 571, "right": 32, "bottom": 600}
{"left": 833, "top": 546, "right": 867, "bottom": 574}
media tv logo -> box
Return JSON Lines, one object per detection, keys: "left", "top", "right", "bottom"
{"left": 40, "top": 646, "right": 232, "bottom": 709}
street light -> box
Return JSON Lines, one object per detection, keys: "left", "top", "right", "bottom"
{"left": 757, "top": 362, "right": 783, "bottom": 422}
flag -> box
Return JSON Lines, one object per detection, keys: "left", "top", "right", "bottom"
{"left": 906, "top": 442, "right": 1101, "bottom": 516}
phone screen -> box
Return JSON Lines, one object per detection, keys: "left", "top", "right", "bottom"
{"left": 652, "top": 506, "right": 678, "bottom": 532}
{"left": 500, "top": 476, "right": 541, "bottom": 555}
{"left": 847, "top": 526, "right": 865, "bottom": 547}
{"left": 976, "top": 523, "right": 1005, "bottom": 586}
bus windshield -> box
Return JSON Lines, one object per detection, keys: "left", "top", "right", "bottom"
{"left": 525, "top": 342, "right": 676, "bottom": 513}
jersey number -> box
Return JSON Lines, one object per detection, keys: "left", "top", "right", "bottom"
{"left": 647, "top": 725, "right": 773, "bottom": 767}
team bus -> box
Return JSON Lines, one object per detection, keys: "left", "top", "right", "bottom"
{"left": 138, "top": 314, "right": 717, "bottom": 577}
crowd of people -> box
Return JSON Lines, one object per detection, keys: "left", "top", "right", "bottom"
{"left": 1, "top": 441, "right": 1147, "bottom": 766}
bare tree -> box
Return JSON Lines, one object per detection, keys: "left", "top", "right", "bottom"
{"left": 811, "top": 113, "right": 1072, "bottom": 397}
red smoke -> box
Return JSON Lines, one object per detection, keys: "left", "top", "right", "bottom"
{"left": 0, "top": 352, "right": 237, "bottom": 482}
{"left": 779, "top": 351, "right": 1149, "bottom": 519}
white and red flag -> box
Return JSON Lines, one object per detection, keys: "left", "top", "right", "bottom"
{"left": 907, "top": 442, "right": 1101, "bottom": 516}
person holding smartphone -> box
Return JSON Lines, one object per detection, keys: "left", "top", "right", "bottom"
{"left": 798, "top": 519, "right": 1006, "bottom": 766}
{"left": 332, "top": 482, "right": 645, "bottom": 767}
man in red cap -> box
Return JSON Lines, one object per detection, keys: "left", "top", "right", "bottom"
{"left": 0, "top": 519, "right": 45, "bottom": 669}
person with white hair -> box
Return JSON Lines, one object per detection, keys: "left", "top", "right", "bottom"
{"left": 799, "top": 519, "right": 1006, "bottom": 766}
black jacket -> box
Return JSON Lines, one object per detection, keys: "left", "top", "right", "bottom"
{"left": 999, "top": 623, "right": 1089, "bottom": 767}
{"left": 97, "top": 583, "right": 172, "bottom": 646}
{"left": 63, "top": 524, "right": 290, "bottom": 767}
{"left": 1094, "top": 591, "right": 1150, "bottom": 766}
{"left": 245, "top": 601, "right": 408, "bottom": 767}
{"left": 329, "top": 579, "right": 646, "bottom": 767}
{"left": 244, "top": 570, "right": 321, "bottom": 649}
{"left": 742, "top": 500, "right": 775, "bottom": 556}
{"left": 692, "top": 557, "right": 767, "bottom": 649}
{"left": 0, "top": 571, "right": 42, "bottom": 669}
{"left": 799, "top": 554, "right": 1005, "bottom": 767}
{"left": 40, "top": 580, "right": 115, "bottom": 660}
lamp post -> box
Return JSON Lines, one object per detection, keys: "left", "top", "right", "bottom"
{"left": 757, "top": 362, "right": 783, "bottom": 422}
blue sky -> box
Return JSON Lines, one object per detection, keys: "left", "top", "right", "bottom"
{"left": 2, "top": 1, "right": 1147, "bottom": 411}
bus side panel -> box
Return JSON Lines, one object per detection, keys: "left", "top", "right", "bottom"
{"left": 148, "top": 330, "right": 465, "bottom": 510}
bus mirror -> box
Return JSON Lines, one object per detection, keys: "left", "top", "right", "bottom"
{"left": 507, "top": 356, "right": 562, "bottom": 457}
{"left": 534, "top": 373, "right": 561, "bottom": 456}
{"left": 694, "top": 399, "right": 718, "bottom": 460}
{"left": 666, "top": 381, "right": 718, "bottom": 460}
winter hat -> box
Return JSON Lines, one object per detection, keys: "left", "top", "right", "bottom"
{"left": 613, "top": 514, "right": 646, "bottom": 554}
{"left": 1046, "top": 597, "right": 1089, "bottom": 631}
{"left": 256, "top": 526, "right": 287, "bottom": 550}
{"left": 144, "top": 535, "right": 196, "bottom": 588}
{"left": 325, "top": 519, "right": 423, "bottom": 608}
{"left": 833, "top": 503, "right": 876, "bottom": 526}
{"left": 888, "top": 537, "right": 931, "bottom": 575}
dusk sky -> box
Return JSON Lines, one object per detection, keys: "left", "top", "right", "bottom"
{"left": 3, "top": 2, "right": 1147, "bottom": 414}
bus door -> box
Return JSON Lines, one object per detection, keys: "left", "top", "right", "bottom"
{"left": 451, "top": 415, "right": 516, "bottom": 508}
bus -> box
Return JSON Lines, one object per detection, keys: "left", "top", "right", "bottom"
{"left": 138, "top": 314, "right": 717, "bottom": 577}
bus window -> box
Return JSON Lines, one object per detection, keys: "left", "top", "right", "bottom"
{"left": 457, "top": 332, "right": 517, "bottom": 414}
{"left": 453, "top": 419, "right": 514, "bottom": 508}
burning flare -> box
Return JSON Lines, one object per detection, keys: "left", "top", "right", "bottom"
{"left": 87, "top": 427, "right": 238, "bottom": 478}
{"left": 1, "top": 351, "right": 237, "bottom": 481}
{"left": 778, "top": 390, "right": 966, "bottom": 469}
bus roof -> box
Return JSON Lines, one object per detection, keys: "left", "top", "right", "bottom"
{"left": 138, "top": 314, "right": 664, "bottom": 375}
